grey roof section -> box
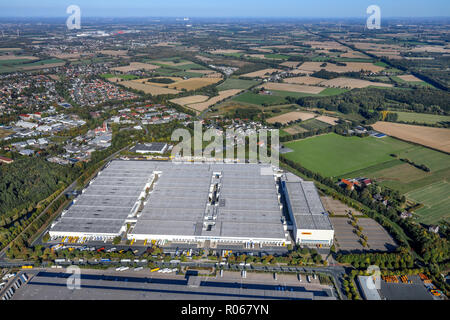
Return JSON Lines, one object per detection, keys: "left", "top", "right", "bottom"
{"left": 130, "top": 142, "right": 167, "bottom": 153}
{"left": 357, "top": 276, "right": 382, "bottom": 300}
{"left": 285, "top": 181, "right": 333, "bottom": 231}
{"left": 62, "top": 206, "right": 131, "bottom": 220}
{"left": 51, "top": 218, "right": 125, "bottom": 234}
{"left": 52, "top": 160, "right": 287, "bottom": 241}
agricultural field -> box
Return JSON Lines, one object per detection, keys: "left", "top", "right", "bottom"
{"left": 166, "top": 77, "right": 222, "bottom": 91}
{"left": 239, "top": 68, "right": 283, "bottom": 78}
{"left": 216, "top": 78, "right": 260, "bottom": 90}
{"left": 258, "top": 82, "right": 325, "bottom": 94}
{"left": 186, "top": 89, "right": 243, "bottom": 112}
{"left": 0, "top": 128, "right": 13, "bottom": 139}
{"left": 283, "top": 131, "right": 450, "bottom": 223}
{"left": 169, "top": 95, "right": 210, "bottom": 106}
{"left": 111, "top": 62, "right": 160, "bottom": 72}
{"left": 372, "top": 122, "right": 450, "bottom": 153}
{"left": 284, "top": 76, "right": 324, "bottom": 85}
{"left": 319, "top": 77, "right": 393, "bottom": 89}
{"left": 232, "top": 91, "right": 287, "bottom": 106}
{"left": 406, "top": 181, "right": 450, "bottom": 224}
{"left": 283, "top": 133, "right": 416, "bottom": 177}
{"left": 297, "top": 61, "right": 385, "bottom": 73}
{"left": 298, "top": 118, "right": 334, "bottom": 131}
{"left": 101, "top": 73, "right": 138, "bottom": 80}
{"left": 118, "top": 80, "right": 180, "bottom": 95}
{"left": 266, "top": 111, "right": 316, "bottom": 124}
{"left": 392, "top": 111, "right": 450, "bottom": 124}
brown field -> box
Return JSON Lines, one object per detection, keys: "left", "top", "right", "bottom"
{"left": 169, "top": 95, "right": 210, "bottom": 106}
{"left": 280, "top": 61, "right": 301, "bottom": 68}
{"left": 167, "top": 77, "right": 222, "bottom": 91}
{"left": 298, "top": 61, "right": 385, "bottom": 73}
{"left": 315, "top": 115, "right": 339, "bottom": 125}
{"left": 267, "top": 111, "right": 316, "bottom": 124}
{"left": 98, "top": 50, "right": 128, "bottom": 56}
{"left": 209, "top": 49, "right": 242, "bottom": 54}
{"left": 195, "top": 55, "right": 213, "bottom": 62}
{"left": 245, "top": 54, "right": 267, "bottom": 59}
{"left": 240, "top": 68, "right": 283, "bottom": 78}
{"left": 320, "top": 77, "right": 393, "bottom": 89}
{"left": 283, "top": 126, "right": 308, "bottom": 135}
{"left": 187, "top": 89, "right": 242, "bottom": 112}
{"left": 0, "top": 55, "right": 38, "bottom": 61}
{"left": 111, "top": 62, "right": 160, "bottom": 73}
{"left": 258, "top": 82, "right": 324, "bottom": 94}
{"left": 119, "top": 80, "right": 180, "bottom": 95}
{"left": 250, "top": 47, "right": 273, "bottom": 53}
{"left": 339, "top": 51, "right": 370, "bottom": 59}
{"left": 397, "top": 74, "right": 422, "bottom": 82}
{"left": 188, "top": 69, "right": 216, "bottom": 74}
{"left": 0, "top": 128, "right": 13, "bottom": 139}
{"left": 284, "top": 76, "right": 324, "bottom": 85}
{"left": 0, "top": 48, "right": 22, "bottom": 52}
{"left": 372, "top": 122, "right": 450, "bottom": 153}
{"left": 48, "top": 74, "right": 60, "bottom": 81}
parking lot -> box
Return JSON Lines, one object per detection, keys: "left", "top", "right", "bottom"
{"left": 331, "top": 217, "right": 397, "bottom": 253}
{"left": 379, "top": 275, "right": 434, "bottom": 300}
{"left": 10, "top": 268, "right": 336, "bottom": 300}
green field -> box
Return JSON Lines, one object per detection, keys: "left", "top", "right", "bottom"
{"left": 283, "top": 133, "right": 450, "bottom": 223}
{"left": 232, "top": 92, "right": 287, "bottom": 106}
{"left": 101, "top": 73, "right": 138, "bottom": 80}
{"left": 407, "top": 181, "right": 450, "bottom": 224}
{"left": 284, "top": 133, "right": 413, "bottom": 177}
{"left": 299, "top": 118, "right": 333, "bottom": 131}
{"left": 394, "top": 111, "right": 450, "bottom": 124}
{"left": 264, "top": 54, "right": 290, "bottom": 60}
{"left": 216, "top": 78, "right": 260, "bottom": 90}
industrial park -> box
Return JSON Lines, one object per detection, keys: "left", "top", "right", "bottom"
{"left": 48, "top": 160, "right": 334, "bottom": 250}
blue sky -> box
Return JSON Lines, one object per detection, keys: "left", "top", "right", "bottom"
{"left": 0, "top": 0, "right": 448, "bottom": 17}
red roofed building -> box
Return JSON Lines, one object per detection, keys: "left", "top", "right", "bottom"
{"left": 0, "top": 156, "right": 13, "bottom": 164}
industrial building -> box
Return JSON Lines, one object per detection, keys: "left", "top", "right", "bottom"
{"left": 49, "top": 160, "right": 333, "bottom": 248}
{"left": 130, "top": 142, "right": 168, "bottom": 154}
{"left": 281, "top": 179, "right": 334, "bottom": 246}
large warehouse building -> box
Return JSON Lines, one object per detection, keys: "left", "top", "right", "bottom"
{"left": 49, "top": 160, "right": 334, "bottom": 247}
{"left": 281, "top": 180, "right": 334, "bottom": 246}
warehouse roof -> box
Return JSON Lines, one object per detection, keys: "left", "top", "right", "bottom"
{"left": 284, "top": 181, "right": 333, "bottom": 231}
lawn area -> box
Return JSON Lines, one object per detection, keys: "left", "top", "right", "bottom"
{"left": 283, "top": 133, "right": 414, "bottom": 177}
{"left": 216, "top": 78, "right": 260, "bottom": 90}
{"left": 393, "top": 111, "right": 450, "bottom": 124}
{"left": 406, "top": 181, "right": 450, "bottom": 224}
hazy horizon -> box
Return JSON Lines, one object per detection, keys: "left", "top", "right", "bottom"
{"left": 0, "top": 0, "right": 449, "bottom": 18}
